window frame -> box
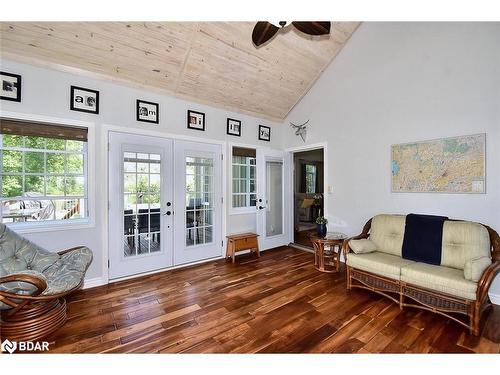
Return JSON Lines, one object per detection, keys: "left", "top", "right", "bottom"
{"left": 305, "top": 163, "right": 317, "bottom": 194}
{"left": 0, "top": 115, "right": 95, "bottom": 233}
{"left": 230, "top": 147, "right": 257, "bottom": 214}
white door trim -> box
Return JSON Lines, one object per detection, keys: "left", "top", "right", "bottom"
{"left": 285, "top": 142, "right": 328, "bottom": 246}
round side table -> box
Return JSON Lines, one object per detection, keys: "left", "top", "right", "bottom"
{"left": 310, "top": 232, "right": 348, "bottom": 273}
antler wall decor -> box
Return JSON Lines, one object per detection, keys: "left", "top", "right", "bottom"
{"left": 290, "top": 120, "right": 309, "bottom": 142}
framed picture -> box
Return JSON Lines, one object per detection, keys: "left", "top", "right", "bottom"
{"left": 187, "top": 110, "right": 205, "bottom": 131}
{"left": 1, "top": 72, "right": 22, "bottom": 102}
{"left": 259, "top": 125, "right": 271, "bottom": 141}
{"left": 136, "top": 99, "right": 159, "bottom": 124}
{"left": 227, "top": 118, "right": 241, "bottom": 137}
{"left": 70, "top": 86, "right": 99, "bottom": 114}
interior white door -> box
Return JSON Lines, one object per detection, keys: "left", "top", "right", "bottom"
{"left": 256, "top": 149, "right": 290, "bottom": 250}
{"left": 108, "top": 132, "right": 173, "bottom": 279}
{"left": 173, "top": 140, "right": 223, "bottom": 265}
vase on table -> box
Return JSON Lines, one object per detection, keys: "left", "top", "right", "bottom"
{"left": 316, "top": 223, "right": 327, "bottom": 238}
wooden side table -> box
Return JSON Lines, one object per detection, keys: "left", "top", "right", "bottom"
{"left": 225, "top": 233, "right": 260, "bottom": 264}
{"left": 310, "top": 232, "right": 347, "bottom": 273}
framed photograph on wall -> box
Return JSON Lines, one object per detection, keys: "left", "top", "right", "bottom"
{"left": 259, "top": 125, "right": 271, "bottom": 141}
{"left": 187, "top": 110, "right": 205, "bottom": 131}
{"left": 1, "top": 71, "right": 22, "bottom": 102}
{"left": 136, "top": 99, "right": 159, "bottom": 124}
{"left": 227, "top": 118, "right": 241, "bottom": 136}
{"left": 70, "top": 86, "right": 99, "bottom": 114}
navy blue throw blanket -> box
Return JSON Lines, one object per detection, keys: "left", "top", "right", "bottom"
{"left": 402, "top": 214, "right": 448, "bottom": 265}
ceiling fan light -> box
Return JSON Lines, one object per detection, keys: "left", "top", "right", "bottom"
{"left": 269, "top": 21, "right": 291, "bottom": 28}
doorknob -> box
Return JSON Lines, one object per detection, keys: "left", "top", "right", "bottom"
{"left": 164, "top": 211, "right": 172, "bottom": 216}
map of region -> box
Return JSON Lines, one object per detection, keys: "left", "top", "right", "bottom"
{"left": 391, "top": 134, "right": 485, "bottom": 193}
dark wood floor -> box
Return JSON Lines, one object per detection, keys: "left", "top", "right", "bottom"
{"left": 294, "top": 228, "right": 316, "bottom": 248}
{"left": 45, "top": 247, "right": 499, "bottom": 353}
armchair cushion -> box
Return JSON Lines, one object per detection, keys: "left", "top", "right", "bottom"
{"left": 0, "top": 223, "right": 93, "bottom": 304}
{"left": 42, "top": 247, "right": 93, "bottom": 295}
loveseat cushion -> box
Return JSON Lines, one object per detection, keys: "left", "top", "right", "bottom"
{"left": 441, "top": 221, "right": 491, "bottom": 279}
{"left": 346, "top": 251, "right": 415, "bottom": 280}
{"left": 349, "top": 239, "right": 378, "bottom": 254}
{"left": 369, "top": 214, "right": 406, "bottom": 257}
{"left": 401, "top": 262, "right": 477, "bottom": 300}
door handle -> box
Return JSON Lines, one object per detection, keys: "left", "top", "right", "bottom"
{"left": 164, "top": 211, "right": 172, "bottom": 216}
{"left": 258, "top": 206, "right": 266, "bottom": 210}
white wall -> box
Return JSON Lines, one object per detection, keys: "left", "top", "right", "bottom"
{"left": 284, "top": 23, "right": 500, "bottom": 299}
{"left": 0, "top": 59, "right": 282, "bottom": 282}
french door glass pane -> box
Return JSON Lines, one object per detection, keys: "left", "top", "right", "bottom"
{"left": 123, "top": 152, "right": 162, "bottom": 257}
{"left": 266, "top": 161, "right": 283, "bottom": 237}
{"left": 185, "top": 156, "right": 214, "bottom": 247}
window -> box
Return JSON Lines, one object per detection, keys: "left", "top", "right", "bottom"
{"left": 1, "top": 119, "right": 88, "bottom": 225}
{"left": 232, "top": 147, "right": 256, "bottom": 209}
{"left": 305, "top": 164, "right": 317, "bottom": 194}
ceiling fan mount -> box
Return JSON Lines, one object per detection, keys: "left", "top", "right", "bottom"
{"left": 252, "top": 21, "right": 331, "bottom": 47}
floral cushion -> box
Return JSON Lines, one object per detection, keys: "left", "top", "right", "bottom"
{"left": 0, "top": 223, "right": 92, "bottom": 309}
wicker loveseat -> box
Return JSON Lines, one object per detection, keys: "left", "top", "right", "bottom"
{"left": 343, "top": 214, "right": 500, "bottom": 336}
{"left": 0, "top": 223, "right": 92, "bottom": 341}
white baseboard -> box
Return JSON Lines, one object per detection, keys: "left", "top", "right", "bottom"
{"left": 489, "top": 292, "right": 500, "bottom": 306}
{"left": 83, "top": 277, "right": 106, "bottom": 290}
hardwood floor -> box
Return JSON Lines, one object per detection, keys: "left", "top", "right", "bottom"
{"left": 45, "top": 247, "right": 499, "bottom": 353}
{"left": 294, "top": 228, "right": 316, "bottom": 248}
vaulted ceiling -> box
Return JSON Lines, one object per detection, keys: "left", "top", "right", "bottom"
{"left": 0, "top": 22, "right": 359, "bottom": 121}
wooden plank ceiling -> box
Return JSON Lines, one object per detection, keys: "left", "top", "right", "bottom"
{"left": 0, "top": 22, "right": 359, "bottom": 121}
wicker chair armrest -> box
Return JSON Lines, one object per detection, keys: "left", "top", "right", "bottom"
{"left": 476, "top": 261, "right": 500, "bottom": 304}
{"left": 0, "top": 272, "right": 48, "bottom": 301}
{"left": 57, "top": 246, "right": 86, "bottom": 255}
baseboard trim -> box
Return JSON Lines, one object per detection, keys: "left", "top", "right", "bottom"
{"left": 489, "top": 292, "right": 500, "bottom": 306}
{"left": 83, "top": 277, "right": 106, "bottom": 290}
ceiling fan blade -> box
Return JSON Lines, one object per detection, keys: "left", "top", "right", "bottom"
{"left": 292, "top": 22, "right": 331, "bottom": 36}
{"left": 252, "top": 21, "right": 280, "bottom": 46}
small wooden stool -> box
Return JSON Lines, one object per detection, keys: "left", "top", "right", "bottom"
{"left": 225, "top": 233, "right": 260, "bottom": 264}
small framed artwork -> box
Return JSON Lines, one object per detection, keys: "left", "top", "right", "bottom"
{"left": 187, "top": 110, "right": 205, "bottom": 131}
{"left": 70, "top": 86, "right": 99, "bottom": 114}
{"left": 227, "top": 118, "right": 241, "bottom": 137}
{"left": 259, "top": 125, "right": 271, "bottom": 141}
{"left": 136, "top": 99, "right": 159, "bottom": 124}
{"left": 1, "top": 72, "right": 22, "bottom": 102}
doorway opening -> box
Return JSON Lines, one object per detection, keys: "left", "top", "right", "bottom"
{"left": 292, "top": 148, "right": 324, "bottom": 248}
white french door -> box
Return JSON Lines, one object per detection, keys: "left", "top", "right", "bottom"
{"left": 256, "top": 149, "right": 290, "bottom": 250}
{"left": 108, "top": 132, "right": 222, "bottom": 279}
{"left": 173, "top": 140, "right": 222, "bottom": 265}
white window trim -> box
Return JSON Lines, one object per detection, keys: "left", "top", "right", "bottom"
{"left": 0, "top": 111, "right": 96, "bottom": 233}
{"left": 230, "top": 151, "right": 257, "bottom": 215}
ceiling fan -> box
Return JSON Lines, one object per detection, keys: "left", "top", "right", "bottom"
{"left": 252, "top": 21, "right": 331, "bottom": 47}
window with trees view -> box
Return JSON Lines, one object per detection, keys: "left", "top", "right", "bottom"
{"left": 0, "top": 120, "right": 88, "bottom": 225}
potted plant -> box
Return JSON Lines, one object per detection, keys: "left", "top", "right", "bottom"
{"left": 316, "top": 216, "right": 328, "bottom": 237}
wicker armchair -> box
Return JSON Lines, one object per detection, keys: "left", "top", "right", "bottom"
{"left": 0, "top": 223, "right": 92, "bottom": 341}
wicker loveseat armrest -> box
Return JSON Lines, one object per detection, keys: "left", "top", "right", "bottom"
{"left": 342, "top": 218, "right": 372, "bottom": 255}
{"left": 476, "top": 261, "right": 500, "bottom": 304}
